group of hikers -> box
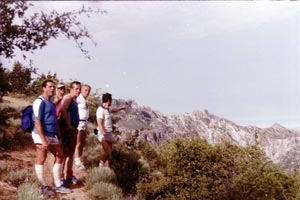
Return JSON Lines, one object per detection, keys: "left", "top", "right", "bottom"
{"left": 31, "top": 79, "right": 126, "bottom": 195}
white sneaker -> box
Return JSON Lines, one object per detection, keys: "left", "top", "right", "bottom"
{"left": 75, "top": 162, "right": 86, "bottom": 170}
{"left": 55, "top": 185, "right": 72, "bottom": 194}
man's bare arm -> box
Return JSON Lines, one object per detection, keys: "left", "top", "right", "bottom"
{"left": 60, "top": 95, "right": 73, "bottom": 129}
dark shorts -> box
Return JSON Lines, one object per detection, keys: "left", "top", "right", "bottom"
{"left": 60, "top": 125, "right": 78, "bottom": 156}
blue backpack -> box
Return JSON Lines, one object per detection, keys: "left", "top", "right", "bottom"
{"left": 21, "top": 105, "right": 34, "bottom": 132}
{"left": 21, "top": 97, "right": 44, "bottom": 133}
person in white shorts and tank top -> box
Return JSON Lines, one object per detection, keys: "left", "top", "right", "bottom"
{"left": 74, "top": 84, "right": 91, "bottom": 170}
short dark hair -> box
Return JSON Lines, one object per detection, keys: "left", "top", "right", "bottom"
{"left": 70, "top": 81, "right": 81, "bottom": 89}
{"left": 102, "top": 93, "right": 112, "bottom": 103}
{"left": 42, "top": 79, "right": 55, "bottom": 88}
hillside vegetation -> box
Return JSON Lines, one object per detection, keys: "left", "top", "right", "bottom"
{"left": 1, "top": 92, "right": 300, "bottom": 199}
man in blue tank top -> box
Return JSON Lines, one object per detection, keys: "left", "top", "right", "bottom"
{"left": 59, "top": 81, "right": 81, "bottom": 187}
{"left": 32, "top": 80, "right": 71, "bottom": 195}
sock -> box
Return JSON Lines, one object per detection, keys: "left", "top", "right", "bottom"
{"left": 53, "top": 163, "right": 62, "bottom": 187}
{"left": 74, "top": 157, "right": 82, "bottom": 165}
{"left": 35, "top": 164, "right": 46, "bottom": 186}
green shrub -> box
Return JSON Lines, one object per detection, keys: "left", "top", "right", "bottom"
{"left": 137, "top": 140, "right": 160, "bottom": 168}
{"left": 17, "top": 182, "right": 44, "bottom": 200}
{"left": 111, "top": 144, "right": 141, "bottom": 195}
{"left": 85, "top": 167, "right": 117, "bottom": 191}
{"left": 82, "top": 133, "right": 103, "bottom": 167}
{"left": 0, "top": 106, "right": 18, "bottom": 125}
{"left": 88, "top": 182, "right": 123, "bottom": 200}
{"left": 137, "top": 137, "right": 300, "bottom": 200}
{"left": 138, "top": 156, "right": 150, "bottom": 176}
{"left": 0, "top": 105, "right": 33, "bottom": 150}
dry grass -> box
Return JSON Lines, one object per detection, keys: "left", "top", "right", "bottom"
{"left": 17, "top": 182, "right": 44, "bottom": 200}
{"left": 85, "top": 167, "right": 117, "bottom": 191}
{"left": 2, "top": 96, "right": 31, "bottom": 111}
{"left": 88, "top": 182, "right": 123, "bottom": 200}
{"left": 0, "top": 181, "right": 17, "bottom": 200}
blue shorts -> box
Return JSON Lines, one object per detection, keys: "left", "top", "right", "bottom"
{"left": 98, "top": 132, "right": 113, "bottom": 142}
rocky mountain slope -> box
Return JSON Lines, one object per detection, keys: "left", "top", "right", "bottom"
{"left": 112, "top": 99, "right": 300, "bottom": 172}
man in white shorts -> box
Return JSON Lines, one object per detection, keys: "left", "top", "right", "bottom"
{"left": 74, "top": 84, "right": 91, "bottom": 170}
{"left": 32, "top": 80, "right": 71, "bottom": 195}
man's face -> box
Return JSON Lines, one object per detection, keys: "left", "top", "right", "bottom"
{"left": 71, "top": 84, "right": 81, "bottom": 97}
{"left": 81, "top": 86, "right": 91, "bottom": 98}
{"left": 44, "top": 82, "right": 56, "bottom": 97}
{"left": 57, "top": 87, "right": 65, "bottom": 97}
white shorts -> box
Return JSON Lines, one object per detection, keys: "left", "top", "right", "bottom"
{"left": 32, "top": 133, "right": 59, "bottom": 145}
{"left": 78, "top": 121, "right": 88, "bottom": 131}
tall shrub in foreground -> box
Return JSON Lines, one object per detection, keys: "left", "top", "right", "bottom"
{"left": 137, "top": 137, "right": 300, "bottom": 200}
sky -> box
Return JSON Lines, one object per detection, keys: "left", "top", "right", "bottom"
{"left": 2, "top": 1, "right": 300, "bottom": 129}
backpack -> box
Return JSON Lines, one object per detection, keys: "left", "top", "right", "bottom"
{"left": 21, "top": 97, "right": 44, "bottom": 133}
{"left": 21, "top": 105, "right": 34, "bottom": 132}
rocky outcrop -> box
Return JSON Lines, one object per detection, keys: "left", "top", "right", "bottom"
{"left": 112, "top": 99, "right": 300, "bottom": 172}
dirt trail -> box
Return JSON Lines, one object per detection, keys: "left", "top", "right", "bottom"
{"left": 1, "top": 147, "right": 90, "bottom": 200}
{"left": 1, "top": 96, "right": 91, "bottom": 200}
{"left": 44, "top": 153, "right": 90, "bottom": 200}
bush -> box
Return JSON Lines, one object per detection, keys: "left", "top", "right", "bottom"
{"left": 0, "top": 105, "right": 33, "bottom": 150}
{"left": 3, "top": 168, "right": 34, "bottom": 186}
{"left": 88, "top": 182, "right": 123, "bottom": 200}
{"left": 85, "top": 167, "right": 117, "bottom": 191}
{"left": 137, "top": 137, "right": 300, "bottom": 200}
{"left": 137, "top": 140, "right": 160, "bottom": 168}
{"left": 111, "top": 144, "right": 142, "bottom": 195}
{"left": 82, "top": 132, "right": 103, "bottom": 167}
{"left": 17, "top": 182, "right": 44, "bottom": 200}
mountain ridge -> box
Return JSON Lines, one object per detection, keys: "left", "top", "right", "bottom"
{"left": 112, "top": 99, "right": 300, "bottom": 172}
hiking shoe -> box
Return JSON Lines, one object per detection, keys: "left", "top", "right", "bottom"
{"left": 55, "top": 185, "right": 72, "bottom": 194}
{"left": 75, "top": 162, "right": 86, "bottom": 170}
{"left": 60, "top": 178, "right": 71, "bottom": 188}
{"left": 70, "top": 175, "right": 82, "bottom": 185}
{"left": 40, "top": 185, "right": 54, "bottom": 195}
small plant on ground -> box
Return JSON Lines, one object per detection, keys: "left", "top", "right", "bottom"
{"left": 3, "top": 168, "right": 35, "bottom": 186}
{"left": 85, "top": 167, "right": 118, "bottom": 191}
{"left": 82, "top": 132, "right": 103, "bottom": 167}
{"left": 88, "top": 182, "right": 123, "bottom": 200}
{"left": 18, "top": 181, "right": 44, "bottom": 200}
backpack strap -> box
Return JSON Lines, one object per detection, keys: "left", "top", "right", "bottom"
{"left": 38, "top": 96, "right": 45, "bottom": 101}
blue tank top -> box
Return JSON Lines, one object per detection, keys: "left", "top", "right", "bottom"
{"left": 36, "top": 97, "right": 57, "bottom": 137}
{"left": 68, "top": 100, "right": 79, "bottom": 126}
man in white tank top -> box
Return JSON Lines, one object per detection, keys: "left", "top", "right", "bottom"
{"left": 74, "top": 84, "right": 91, "bottom": 170}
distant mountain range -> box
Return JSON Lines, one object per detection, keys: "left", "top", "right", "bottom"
{"left": 112, "top": 99, "right": 300, "bottom": 172}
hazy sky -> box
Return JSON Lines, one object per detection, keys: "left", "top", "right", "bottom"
{"left": 3, "top": 1, "right": 300, "bottom": 129}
